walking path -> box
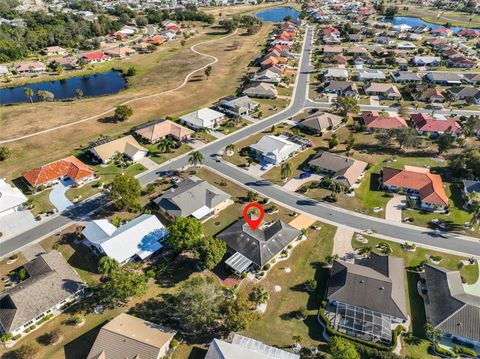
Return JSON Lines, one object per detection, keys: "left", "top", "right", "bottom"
{"left": 0, "top": 30, "right": 238, "bottom": 144}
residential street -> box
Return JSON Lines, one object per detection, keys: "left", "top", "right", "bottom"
{"left": 2, "top": 26, "right": 480, "bottom": 260}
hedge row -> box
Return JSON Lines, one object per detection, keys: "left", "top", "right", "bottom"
{"left": 434, "top": 343, "right": 458, "bottom": 358}
{"left": 454, "top": 345, "right": 478, "bottom": 358}
{"left": 318, "top": 308, "right": 403, "bottom": 352}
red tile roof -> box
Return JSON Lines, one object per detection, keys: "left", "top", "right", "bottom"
{"left": 165, "top": 23, "right": 181, "bottom": 31}
{"left": 432, "top": 27, "right": 453, "bottom": 35}
{"left": 458, "top": 29, "right": 480, "bottom": 38}
{"left": 82, "top": 52, "right": 110, "bottom": 61}
{"left": 362, "top": 111, "right": 408, "bottom": 130}
{"left": 383, "top": 167, "right": 448, "bottom": 206}
{"left": 410, "top": 113, "right": 461, "bottom": 134}
{"left": 23, "top": 156, "right": 94, "bottom": 187}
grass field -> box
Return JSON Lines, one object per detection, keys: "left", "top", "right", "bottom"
{"left": 0, "top": 23, "right": 273, "bottom": 181}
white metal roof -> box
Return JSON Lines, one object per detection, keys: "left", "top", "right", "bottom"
{"left": 191, "top": 205, "right": 213, "bottom": 220}
{"left": 0, "top": 179, "right": 28, "bottom": 214}
{"left": 225, "top": 252, "right": 253, "bottom": 273}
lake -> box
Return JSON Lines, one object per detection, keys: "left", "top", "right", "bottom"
{"left": 256, "top": 7, "right": 300, "bottom": 23}
{"left": 0, "top": 70, "right": 126, "bottom": 105}
{"left": 379, "top": 16, "right": 479, "bottom": 33}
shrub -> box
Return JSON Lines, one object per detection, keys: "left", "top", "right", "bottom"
{"left": 13, "top": 334, "right": 21, "bottom": 341}
{"left": 74, "top": 314, "right": 85, "bottom": 324}
{"left": 430, "top": 255, "right": 443, "bottom": 262}
{"left": 8, "top": 344, "right": 38, "bottom": 359}
{"left": 52, "top": 243, "right": 61, "bottom": 250}
{"left": 434, "top": 343, "right": 458, "bottom": 358}
{"left": 1, "top": 332, "right": 13, "bottom": 342}
{"left": 263, "top": 263, "right": 271, "bottom": 271}
{"left": 170, "top": 338, "right": 180, "bottom": 349}
{"left": 452, "top": 337, "right": 475, "bottom": 348}
{"left": 454, "top": 345, "right": 477, "bottom": 357}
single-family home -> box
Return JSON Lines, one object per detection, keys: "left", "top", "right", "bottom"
{"left": 324, "top": 67, "right": 349, "bottom": 80}
{"left": 249, "top": 135, "right": 302, "bottom": 165}
{"left": 0, "top": 251, "right": 85, "bottom": 336}
{"left": 22, "top": 156, "right": 95, "bottom": 189}
{"left": 82, "top": 214, "right": 167, "bottom": 265}
{"left": 323, "top": 26, "right": 340, "bottom": 37}
{"left": 179, "top": 108, "right": 225, "bottom": 130}
{"left": 87, "top": 313, "right": 176, "bottom": 359}
{"left": 462, "top": 180, "right": 480, "bottom": 206}
{"left": 89, "top": 135, "right": 147, "bottom": 164}
{"left": 421, "top": 264, "right": 480, "bottom": 348}
{"left": 420, "top": 87, "right": 445, "bottom": 103}
{"left": 357, "top": 69, "right": 386, "bottom": 82}
{"left": 364, "top": 83, "right": 402, "bottom": 99}
{"left": 0, "top": 66, "right": 9, "bottom": 76}
{"left": 81, "top": 52, "right": 111, "bottom": 63}
{"left": 447, "top": 57, "right": 477, "bottom": 69}
{"left": 392, "top": 71, "right": 423, "bottom": 83}
{"left": 15, "top": 61, "right": 47, "bottom": 74}
{"left": 413, "top": 56, "right": 441, "bottom": 67}
{"left": 396, "top": 41, "right": 417, "bottom": 50}
{"left": 135, "top": 119, "right": 194, "bottom": 143}
{"left": 426, "top": 72, "right": 463, "bottom": 85}
{"left": 242, "top": 82, "right": 278, "bottom": 99}
{"left": 362, "top": 111, "right": 408, "bottom": 131}
{"left": 323, "top": 81, "right": 358, "bottom": 97}
{"left": 393, "top": 24, "right": 411, "bottom": 32}
{"left": 154, "top": 176, "right": 232, "bottom": 221}
{"left": 410, "top": 113, "right": 461, "bottom": 137}
{"left": 458, "top": 29, "right": 480, "bottom": 38}
{"left": 206, "top": 334, "right": 299, "bottom": 359}
{"left": 308, "top": 151, "right": 368, "bottom": 188}
{"left": 0, "top": 179, "right": 28, "bottom": 218}
{"left": 215, "top": 96, "right": 259, "bottom": 117}
{"left": 250, "top": 69, "right": 281, "bottom": 84}
{"left": 50, "top": 56, "right": 78, "bottom": 70}
{"left": 326, "top": 253, "right": 408, "bottom": 344}
{"left": 448, "top": 86, "right": 480, "bottom": 104}
{"left": 431, "top": 27, "right": 453, "bottom": 37}
{"left": 217, "top": 219, "right": 302, "bottom": 273}
{"left": 323, "top": 45, "right": 343, "bottom": 56}
{"left": 42, "top": 46, "right": 67, "bottom": 56}
{"left": 382, "top": 165, "right": 449, "bottom": 210}
{"left": 148, "top": 35, "right": 166, "bottom": 45}
{"left": 104, "top": 47, "right": 136, "bottom": 57}
{"left": 299, "top": 112, "right": 343, "bottom": 134}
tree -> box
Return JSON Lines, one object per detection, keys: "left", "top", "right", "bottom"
{"left": 375, "top": 130, "right": 395, "bottom": 147}
{"left": 329, "top": 336, "right": 360, "bottom": 359}
{"left": 0, "top": 146, "right": 11, "bottom": 161}
{"left": 75, "top": 88, "right": 83, "bottom": 99}
{"left": 7, "top": 344, "right": 38, "bottom": 359}
{"left": 188, "top": 151, "right": 204, "bottom": 167}
{"left": 424, "top": 322, "right": 442, "bottom": 343}
{"left": 328, "top": 134, "right": 338, "bottom": 149}
{"left": 180, "top": 39, "right": 186, "bottom": 47}
{"left": 114, "top": 104, "right": 133, "bottom": 122}
{"left": 24, "top": 87, "right": 34, "bottom": 103}
{"left": 219, "top": 19, "right": 237, "bottom": 33}
{"left": 42, "top": 328, "right": 63, "bottom": 345}
{"left": 249, "top": 286, "right": 269, "bottom": 305}
{"left": 126, "top": 66, "right": 137, "bottom": 76}
{"left": 437, "top": 132, "right": 454, "bottom": 154}
{"left": 449, "top": 146, "right": 480, "bottom": 179}
{"left": 225, "top": 144, "right": 235, "bottom": 156}
{"left": 398, "top": 101, "right": 409, "bottom": 120}
{"left": 358, "top": 246, "right": 373, "bottom": 256}
{"left": 106, "top": 174, "right": 141, "bottom": 211}
{"left": 281, "top": 162, "right": 293, "bottom": 181}
{"left": 37, "top": 90, "right": 54, "bottom": 102}
{"left": 333, "top": 96, "right": 359, "bottom": 115}
{"left": 385, "top": 5, "right": 399, "bottom": 18}
{"left": 247, "top": 191, "right": 258, "bottom": 202}
{"left": 1, "top": 332, "right": 13, "bottom": 343}
{"left": 345, "top": 133, "right": 355, "bottom": 155}
{"left": 167, "top": 217, "right": 203, "bottom": 252}
{"left": 223, "top": 291, "right": 259, "bottom": 332}
{"left": 393, "top": 127, "right": 421, "bottom": 149}
{"left": 135, "top": 15, "right": 148, "bottom": 27}
{"left": 98, "top": 256, "right": 120, "bottom": 278}
{"left": 158, "top": 137, "right": 176, "bottom": 153}
{"left": 204, "top": 65, "right": 212, "bottom": 79}
{"left": 292, "top": 334, "right": 304, "bottom": 346}
{"left": 469, "top": 204, "right": 480, "bottom": 230}
{"left": 198, "top": 236, "right": 226, "bottom": 270}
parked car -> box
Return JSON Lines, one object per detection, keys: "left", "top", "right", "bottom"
{"left": 299, "top": 172, "right": 312, "bottom": 179}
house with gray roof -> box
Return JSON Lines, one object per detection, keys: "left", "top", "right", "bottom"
{"left": 308, "top": 151, "right": 368, "bottom": 188}
{"left": 217, "top": 219, "right": 301, "bottom": 273}
{"left": 0, "top": 251, "right": 85, "bottom": 336}
{"left": 421, "top": 264, "right": 480, "bottom": 347}
{"left": 357, "top": 69, "right": 386, "bottom": 82}
{"left": 216, "top": 96, "right": 259, "bottom": 117}
{"left": 326, "top": 253, "right": 408, "bottom": 344}
{"left": 448, "top": 86, "right": 480, "bottom": 104}
{"left": 299, "top": 112, "right": 343, "bottom": 134}
{"left": 206, "top": 333, "right": 299, "bottom": 359}
{"left": 462, "top": 180, "right": 480, "bottom": 206}
{"left": 251, "top": 69, "right": 281, "bottom": 84}
{"left": 323, "top": 81, "right": 358, "bottom": 97}
{"left": 154, "top": 176, "right": 232, "bottom": 221}
{"left": 242, "top": 82, "right": 278, "bottom": 99}
{"left": 426, "top": 72, "right": 463, "bottom": 85}
{"left": 392, "top": 71, "right": 423, "bottom": 83}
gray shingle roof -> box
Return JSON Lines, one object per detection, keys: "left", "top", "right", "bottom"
{"left": 326, "top": 253, "right": 408, "bottom": 320}
{"left": 216, "top": 220, "right": 301, "bottom": 267}
{"left": 0, "top": 251, "right": 85, "bottom": 332}
{"left": 423, "top": 264, "right": 480, "bottom": 343}
{"left": 154, "top": 176, "right": 230, "bottom": 218}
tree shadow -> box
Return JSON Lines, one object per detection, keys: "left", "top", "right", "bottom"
{"left": 63, "top": 322, "right": 105, "bottom": 359}
{"left": 97, "top": 115, "right": 118, "bottom": 124}
{"left": 354, "top": 143, "right": 437, "bottom": 158}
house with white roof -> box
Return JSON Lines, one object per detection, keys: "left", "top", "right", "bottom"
{"left": 82, "top": 214, "right": 167, "bottom": 265}
{"left": 0, "top": 179, "right": 28, "bottom": 218}
{"left": 249, "top": 135, "right": 302, "bottom": 165}
{"left": 413, "top": 56, "right": 441, "bottom": 67}
{"left": 179, "top": 108, "right": 225, "bottom": 130}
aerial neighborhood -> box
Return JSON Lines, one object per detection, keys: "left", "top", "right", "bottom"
{"left": 1, "top": 0, "right": 480, "bottom": 359}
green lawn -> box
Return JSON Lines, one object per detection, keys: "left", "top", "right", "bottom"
{"left": 217, "top": 119, "right": 251, "bottom": 135}
{"left": 28, "top": 188, "right": 55, "bottom": 215}
{"left": 242, "top": 222, "right": 336, "bottom": 351}
{"left": 142, "top": 143, "right": 192, "bottom": 165}
{"left": 255, "top": 98, "right": 289, "bottom": 118}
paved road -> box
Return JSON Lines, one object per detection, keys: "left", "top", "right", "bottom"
{"left": 3, "top": 26, "right": 480, "bottom": 259}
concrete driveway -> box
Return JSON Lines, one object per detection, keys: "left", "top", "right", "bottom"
{"left": 0, "top": 210, "right": 37, "bottom": 242}
{"left": 385, "top": 195, "right": 406, "bottom": 223}
{"left": 49, "top": 179, "right": 74, "bottom": 212}
{"left": 283, "top": 173, "right": 323, "bottom": 191}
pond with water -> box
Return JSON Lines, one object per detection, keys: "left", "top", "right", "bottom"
{"left": 256, "top": 7, "right": 300, "bottom": 23}
{"left": 0, "top": 70, "right": 126, "bottom": 105}
{"left": 379, "top": 16, "right": 479, "bottom": 33}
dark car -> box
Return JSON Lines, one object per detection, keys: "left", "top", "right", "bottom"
{"left": 299, "top": 172, "right": 312, "bottom": 179}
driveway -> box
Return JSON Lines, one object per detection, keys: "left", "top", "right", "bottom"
{"left": 385, "top": 195, "right": 406, "bottom": 223}
{"left": 137, "top": 157, "right": 159, "bottom": 171}
{"left": 0, "top": 210, "right": 37, "bottom": 243}
{"left": 283, "top": 173, "right": 323, "bottom": 191}
{"left": 49, "top": 179, "right": 74, "bottom": 212}
{"left": 370, "top": 95, "right": 380, "bottom": 106}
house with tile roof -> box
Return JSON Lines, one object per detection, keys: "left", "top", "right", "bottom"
{"left": 87, "top": 313, "right": 176, "bottom": 359}
{"left": 362, "top": 111, "right": 408, "bottom": 131}
{"left": 299, "top": 112, "right": 343, "bottom": 134}
{"left": 22, "top": 156, "right": 94, "bottom": 189}
{"left": 382, "top": 166, "right": 449, "bottom": 210}
{"left": 326, "top": 253, "right": 408, "bottom": 344}
{"left": 421, "top": 264, "right": 480, "bottom": 348}
{"left": 0, "top": 251, "right": 85, "bottom": 336}
{"left": 364, "top": 83, "right": 402, "bottom": 99}
{"left": 89, "top": 135, "right": 147, "bottom": 164}
{"left": 81, "top": 52, "right": 111, "bottom": 63}
{"left": 0, "top": 179, "right": 28, "bottom": 218}
{"left": 135, "top": 119, "right": 194, "bottom": 143}
{"left": 410, "top": 113, "right": 461, "bottom": 137}
{"left": 431, "top": 27, "right": 453, "bottom": 37}
{"left": 420, "top": 87, "right": 445, "bottom": 103}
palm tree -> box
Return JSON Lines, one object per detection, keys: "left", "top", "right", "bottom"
{"left": 225, "top": 144, "right": 235, "bottom": 156}
{"left": 158, "top": 137, "right": 176, "bottom": 153}
{"left": 246, "top": 157, "right": 254, "bottom": 167}
{"left": 98, "top": 256, "right": 119, "bottom": 278}
{"left": 75, "top": 88, "right": 83, "bottom": 99}
{"left": 292, "top": 335, "right": 304, "bottom": 351}
{"left": 111, "top": 151, "right": 127, "bottom": 173}
{"left": 24, "top": 87, "right": 34, "bottom": 103}
{"left": 248, "top": 286, "right": 269, "bottom": 305}
{"left": 470, "top": 204, "right": 480, "bottom": 230}
{"left": 247, "top": 191, "right": 258, "bottom": 202}
{"left": 358, "top": 246, "right": 373, "bottom": 256}
{"left": 280, "top": 162, "right": 292, "bottom": 182}
{"left": 188, "top": 151, "right": 204, "bottom": 167}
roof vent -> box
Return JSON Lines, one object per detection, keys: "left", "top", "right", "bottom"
{"left": 379, "top": 286, "right": 385, "bottom": 290}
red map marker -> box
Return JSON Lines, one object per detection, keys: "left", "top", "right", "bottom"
{"left": 243, "top": 202, "right": 265, "bottom": 231}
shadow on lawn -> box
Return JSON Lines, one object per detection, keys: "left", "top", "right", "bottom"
{"left": 63, "top": 322, "right": 105, "bottom": 359}
{"left": 354, "top": 143, "right": 437, "bottom": 159}
{"left": 406, "top": 270, "right": 427, "bottom": 339}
